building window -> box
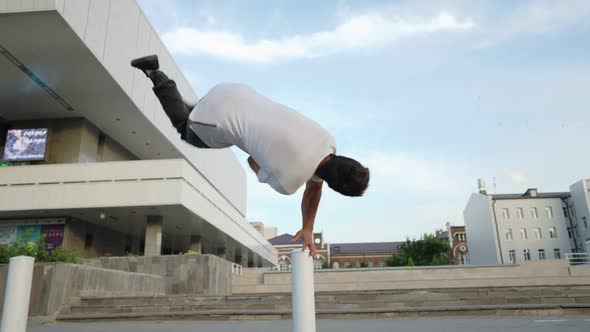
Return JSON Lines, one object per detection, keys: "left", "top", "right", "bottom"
{"left": 314, "top": 258, "right": 324, "bottom": 270}
{"left": 505, "top": 229, "right": 513, "bottom": 241}
{"left": 538, "top": 249, "right": 546, "bottom": 260}
{"left": 368, "top": 261, "right": 374, "bottom": 268}
{"left": 523, "top": 249, "right": 531, "bottom": 261}
{"left": 457, "top": 233, "right": 466, "bottom": 241}
{"left": 516, "top": 208, "right": 524, "bottom": 220}
{"left": 278, "top": 259, "right": 290, "bottom": 271}
{"left": 545, "top": 206, "right": 553, "bottom": 219}
{"left": 509, "top": 250, "right": 516, "bottom": 264}
{"left": 563, "top": 207, "right": 568, "bottom": 218}
{"left": 554, "top": 248, "right": 561, "bottom": 259}
{"left": 534, "top": 228, "right": 542, "bottom": 240}
{"left": 502, "top": 208, "right": 510, "bottom": 220}
{"left": 549, "top": 227, "right": 557, "bottom": 239}
{"left": 379, "top": 261, "right": 385, "bottom": 268}
{"left": 583, "top": 217, "right": 588, "bottom": 229}
{"left": 344, "top": 261, "right": 351, "bottom": 268}
{"left": 530, "top": 207, "right": 539, "bottom": 220}
{"left": 332, "top": 262, "right": 340, "bottom": 269}
{"left": 520, "top": 228, "right": 527, "bottom": 240}
{"left": 567, "top": 227, "right": 573, "bottom": 239}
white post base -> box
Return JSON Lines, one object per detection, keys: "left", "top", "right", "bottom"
{"left": 291, "top": 249, "right": 316, "bottom": 332}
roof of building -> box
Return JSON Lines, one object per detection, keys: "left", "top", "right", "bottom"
{"left": 330, "top": 242, "right": 403, "bottom": 254}
{"left": 491, "top": 192, "right": 570, "bottom": 200}
{"left": 268, "top": 233, "right": 301, "bottom": 245}
{"left": 436, "top": 231, "right": 449, "bottom": 240}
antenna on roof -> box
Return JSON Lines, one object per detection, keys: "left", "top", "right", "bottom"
{"left": 493, "top": 177, "right": 497, "bottom": 194}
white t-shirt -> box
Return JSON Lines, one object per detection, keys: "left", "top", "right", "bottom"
{"left": 189, "top": 83, "right": 336, "bottom": 195}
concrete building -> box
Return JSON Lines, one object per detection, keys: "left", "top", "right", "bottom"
{"left": 250, "top": 222, "right": 278, "bottom": 240}
{"left": 464, "top": 179, "right": 589, "bottom": 265}
{"left": 0, "top": 0, "right": 276, "bottom": 266}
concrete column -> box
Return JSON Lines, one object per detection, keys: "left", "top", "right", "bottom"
{"left": 216, "top": 247, "right": 226, "bottom": 260}
{"left": 144, "top": 215, "right": 163, "bottom": 256}
{"left": 240, "top": 255, "right": 249, "bottom": 267}
{"left": 189, "top": 235, "right": 202, "bottom": 253}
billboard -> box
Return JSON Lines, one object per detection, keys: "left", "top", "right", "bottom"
{"left": 0, "top": 226, "right": 17, "bottom": 245}
{"left": 16, "top": 225, "right": 41, "bottom": 243}
{"left": 41, "top": 224, "right": 65, "bottom": 251}
{"left": 2, "top": 128, "right": 48, "bottom": 161}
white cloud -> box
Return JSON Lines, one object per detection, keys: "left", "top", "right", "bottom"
{"left": 504, "top": 169, "right": 528, "bottom": 185}
{"left": 479, "top": 0, "right": 590, "bottom": 47}
{"left": 162, "top": 12, "right": 475, "bottom": 62}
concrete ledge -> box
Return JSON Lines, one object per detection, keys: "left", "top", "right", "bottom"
{"left": 81, "top": 255, "right": 232, "bottom": 295}
{"left": 234, "top": 261, "right": 590, "bottom": 294}
{"left": 56, "top": 303, "right": 590, "bottom": 321}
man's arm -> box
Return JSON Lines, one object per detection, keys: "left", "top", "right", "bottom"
{"left": 292, "top": 180, "right": 323, "bottom": 257}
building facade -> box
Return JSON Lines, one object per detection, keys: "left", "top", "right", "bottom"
{"left": 268, "top": 233, "right": 329, "bottom": 270}
{"left": 266, "top": 231, "right": 402, "bottom": 270}
{"left": 250, "top": 222, "right": 278, "bottom": 240}
{"left": 464, "top": 179, "right": 590, "bottom": 265}
{"left": 446, "top": 223, "right": 470, "bottom": 265}
{"left": 0, "top": 0, "right": 276, "bottom": 267}
{"left": 329, "top": 242, "right": 402, "bottom": 268}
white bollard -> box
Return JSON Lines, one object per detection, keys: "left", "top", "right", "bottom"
{"left": 1, "top": 256, "right": 35, "bottom": 332}
{"left": 291, "top": 249, "right": 316, "bottom": 332}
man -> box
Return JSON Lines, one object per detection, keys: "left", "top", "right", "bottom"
{"left": 131, "top": 55, "right": 369, "bottom": 256}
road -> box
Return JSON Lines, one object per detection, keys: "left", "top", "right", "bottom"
{"left": 29, "top": 317, "right": 590, "bottom": 332}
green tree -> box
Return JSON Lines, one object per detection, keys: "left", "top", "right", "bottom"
{"left": 359, "top": 261, "right": 369, "bottom": 268}
{"left": 389, "top": 234, "right": 450, "bottom": 267}
{"left": 385, "top": 253, "right": 407, "bottom": 267}
{"left": 406, "top": 257, "right": 415, "bottom": 266}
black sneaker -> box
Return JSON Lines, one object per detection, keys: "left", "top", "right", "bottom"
{"left": 131, "top": 55, "right": 159, "bottom": 76}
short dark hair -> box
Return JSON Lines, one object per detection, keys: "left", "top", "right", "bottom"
{"left": 318, "top": 155, "right": 369, "bottom": 197}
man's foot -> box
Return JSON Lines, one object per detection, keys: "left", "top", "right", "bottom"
{"left": 131, "top": 55, "right": 159, "bottom": 77}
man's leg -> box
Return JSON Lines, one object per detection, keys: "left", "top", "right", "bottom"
{"left": 131, "top": 55, "right": 210, "bottom": 148}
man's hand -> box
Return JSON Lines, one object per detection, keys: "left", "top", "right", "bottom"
{"left": 292, "top": 228, "right": 316, "bottom": 257}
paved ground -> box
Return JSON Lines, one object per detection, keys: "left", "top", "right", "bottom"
{"left": 29, "top": 317, "right": 590, "bottom": 332}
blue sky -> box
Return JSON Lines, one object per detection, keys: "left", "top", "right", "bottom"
{"left": 137, "top": 0, "right": 590, "bottom": 242}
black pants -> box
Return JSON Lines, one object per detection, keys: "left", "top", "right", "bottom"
{"left": 151, "top": 72, "right": 211, "bottom": 148}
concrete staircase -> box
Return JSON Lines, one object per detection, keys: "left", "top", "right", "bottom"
{"left": 57, "top": 285, "right": 590, "bottom": 321}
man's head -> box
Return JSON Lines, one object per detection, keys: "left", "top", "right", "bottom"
{"left": 318, "top": 155, "right": 370, "bottom": 196}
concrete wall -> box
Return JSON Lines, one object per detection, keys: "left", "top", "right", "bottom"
{"left": 570, "top": 180, "right": 590, "bottom": 251}
{"left": 233, "top": 260, "right": 590, "bottom": 294}
{"left": 0, "top": 159, "right": 277, "bottom": 265}
{"left": 63, "top": 218, "right": 128, "bottom": 258}
{"left": 0, "top": 263, "right": 165, "bottom": 318}
{"left": 81, "top": 254, "right": 232, "bottom": 295}
{"left": 464, "top": 193, "right": 501, "bottom": 265}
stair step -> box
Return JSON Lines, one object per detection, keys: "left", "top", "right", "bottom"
{"left": 57, "top": 303, "right": 590, "bottom": 321}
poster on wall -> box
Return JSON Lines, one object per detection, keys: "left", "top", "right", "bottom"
{"left": 0, "top": 226, "right": 17, "bottom": 245}
{"left": 2, "top": 128, "right": 49, "bottom": 161}
{"left": 16, "top": 225, "right": 41, "bottom": 243}
{"left": 41, "top": 224, "right": 65, "bottom": 251}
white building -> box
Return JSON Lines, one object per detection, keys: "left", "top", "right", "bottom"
{"left": 464, "top": 179, "right": 590, "bottom": 265}
{"left": 0, "top": 0, "right": 276, "bottom": 266}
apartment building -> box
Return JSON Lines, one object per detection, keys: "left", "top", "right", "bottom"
{"left": 464, "top": 179, "right": 590, "bottom": 265}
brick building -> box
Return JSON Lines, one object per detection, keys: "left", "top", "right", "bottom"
{"left": 329, "top": 242, "right": 402, "bottom": 268}
{"left": 268, "top": 232, "right": 328, "bottom": 270}
{"left": 436, "top": 223, "right": 470, "bottom": 265}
